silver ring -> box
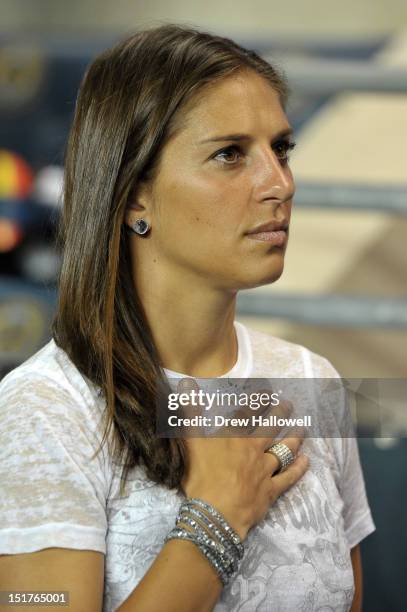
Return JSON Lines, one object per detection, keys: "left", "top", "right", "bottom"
{"left": 265, "top": 442, "right": 295, "bottom": 474}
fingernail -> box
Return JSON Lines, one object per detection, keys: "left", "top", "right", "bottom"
{"left": 178, "top": 377, "right": 198, "bottom": 392}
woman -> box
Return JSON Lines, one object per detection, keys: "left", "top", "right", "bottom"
{"left": 0, "top": 23, "right": 375, "bottom": 611}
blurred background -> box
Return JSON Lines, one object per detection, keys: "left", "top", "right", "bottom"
{"left": 0, "top": 1, "right": 406, "bottom": 610}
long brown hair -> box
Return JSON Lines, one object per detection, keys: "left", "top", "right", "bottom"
{"left": 52, "top": 23, "right": 290, "bottom": 495}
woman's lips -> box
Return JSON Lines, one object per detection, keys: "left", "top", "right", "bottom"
{"left": 246, "top": 229, "right": 288, "bottom": 245}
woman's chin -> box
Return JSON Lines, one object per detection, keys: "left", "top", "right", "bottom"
{"left": 239, "top": 262, "right": 285, "bottom": 290}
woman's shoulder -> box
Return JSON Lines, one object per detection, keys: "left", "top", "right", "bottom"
{"left": 0, "top": 338, "right": 105, "bottom": 428}
{"left": 0, "top": 339, "right": 113, "bottom": 498}
{"left": 0, "top": 340, "right": 111, "bottom": 557}
{"left": 239, "top": 321, "right": 341, "bottom": 378}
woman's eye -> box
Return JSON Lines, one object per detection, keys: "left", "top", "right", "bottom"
{"left": 212, "top": 140, "right": 297, "bottom": 166}
{"left": 274, "top": 140, "right": 297, "bottom": 163}
{"left": 213, "top": 145, "right": 242, "bottom": 165}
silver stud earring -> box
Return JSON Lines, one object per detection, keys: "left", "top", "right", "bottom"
{"left": 131, "top": 219, "right": 150, "bottom": 235}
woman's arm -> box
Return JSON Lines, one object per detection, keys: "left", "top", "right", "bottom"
{"left": 0, "top": 542, "right": 221, "bottom": 612}
{"left": 0, "top": 548, "right": 104, "bottom": 612}
{"left": 350, "top": 545, "right": 363, "bottom": 612}
{"left": 0, "top": 378, "right": 308, "bottom": 612}
{"left": 0, "top": 439, "right": 309, "bottom": 612}
{"left": 117, "top": 538, "right": 223, "bottom": 612}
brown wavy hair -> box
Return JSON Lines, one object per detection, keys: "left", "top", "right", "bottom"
{"left": 52, "top": 22, "right": 291, "bottom": 496}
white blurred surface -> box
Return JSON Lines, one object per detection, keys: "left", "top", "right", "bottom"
{"left": 2, "top": 0, "right": 407, "bottom": 35}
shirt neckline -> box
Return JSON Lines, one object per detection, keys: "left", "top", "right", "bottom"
{"left": 163, "top": 320, "right": 253, "bottom": 380}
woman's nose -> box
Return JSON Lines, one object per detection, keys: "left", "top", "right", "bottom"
{"left": 253, "top": 150, "right": 295, "bottom": 203}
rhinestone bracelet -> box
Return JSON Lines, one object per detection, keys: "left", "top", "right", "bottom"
{"left": 177, "top": 504, "right": 243, "bottom": 564}
{"left": 164, "top": 497, "right": 246, "bottom": 586}
{"left": 174, "top": 515, "right": 237, "bottom": 575}
{"left": 164, "top": 526, "right": 233, "bottom": 586}
{"left": 175, "top": 512, "right": 239, "bottom": 574}
{"left": 181, "top": 498, "right": 244, "bottom": 557}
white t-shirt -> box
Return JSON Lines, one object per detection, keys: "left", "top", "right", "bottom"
{"left": 0, "top": 321, "right": 375, "bottom": 612}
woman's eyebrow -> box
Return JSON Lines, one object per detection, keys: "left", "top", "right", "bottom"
{"left": 198, "top": 126, "right": 294, "bottom": 144}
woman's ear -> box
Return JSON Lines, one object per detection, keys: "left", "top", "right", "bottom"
{"left": 124, "top": 181, "right": 153, "bottom": 228}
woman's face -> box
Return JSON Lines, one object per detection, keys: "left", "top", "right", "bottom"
{"left": 131, "top": 69, "right": 296, "bottom": 291}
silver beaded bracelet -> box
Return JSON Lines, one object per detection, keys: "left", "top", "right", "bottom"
{"left": 164, "top": 497, "right": 245, "bottom": 586}
{"left": 184, "top": 497, "right": 244, "bottom": 556}
{"left": 179, "top": 500, "right": 244, "bottom": 560}
{"left": 164, "top": 525, "right": 233, "bottom": 586}
{"left": 175, "top": 512, "right": 239, "bottom": 575}
{"left": 176, "top": 505, "right": 241, "bottom": 569}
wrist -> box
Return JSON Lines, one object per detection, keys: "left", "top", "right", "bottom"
{"left": 186, "top": 494, "right": 249, "bottom": 541}
{"left": 166, "top": 497, "right": 246, "bottom": 587}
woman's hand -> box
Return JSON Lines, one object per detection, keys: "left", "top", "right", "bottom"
{"left": 178, "top": 378, "right": 309, "bottom": 541}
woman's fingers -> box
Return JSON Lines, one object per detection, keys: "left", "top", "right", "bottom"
{"left": 175, "top": 379, "right": 300, "bottom": 443}
{"left": 211, "top": 396, "right": 295, "bottom": 445}
{"left": 232, "top": 396, "right": 293, "bottom": 439}
{"left": 175, "top": 377, "right": 203, "bottom": 433}
{"left": 175, "top": 376, "right": 311, "bottom": 538}
{"left": 270, "top": 453, "right": 310, "bottom": 495}
{"left": 262, "top": 433, "right": 306, "bottom": 476}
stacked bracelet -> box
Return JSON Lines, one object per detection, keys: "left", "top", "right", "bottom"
{"left": 164, "top": 497, "right": 245, "bottom": 586}
{"left": 184, "top": 498, "right": 244, "bottom": 558}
